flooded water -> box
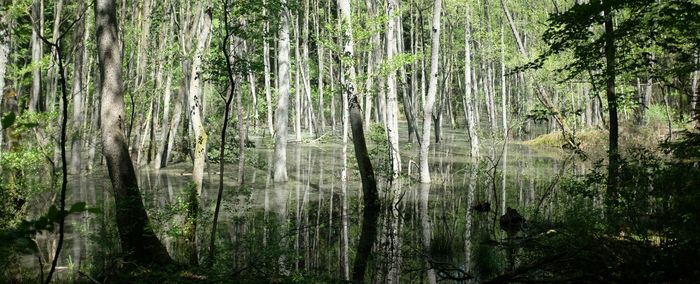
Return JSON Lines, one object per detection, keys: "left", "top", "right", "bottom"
{"left": 27, "top": 126, "right": 587, "bottom": 282}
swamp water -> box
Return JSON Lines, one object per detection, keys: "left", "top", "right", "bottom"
{"left": 25, "top": 127, "right": 589, "bottom": 282}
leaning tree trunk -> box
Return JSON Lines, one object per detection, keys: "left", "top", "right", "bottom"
{"left": 337, "top": 0, "right": 379, "bottom": 282}
{"left": 274, "top": 0, "right": 291, "bottom": 182}
{"left": 95, "top": 0, "right": 171, "bottom": 265}
{"left": 419, "top": 0, "right": 443, "bottom": 184}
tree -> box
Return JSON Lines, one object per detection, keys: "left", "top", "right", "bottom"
{"left": 464, "top": 2, "right": 479, "bottom": 158}
{"left": 29, "top": 0, "right": 42, "bottom": 112}
{"left": 274, "top": 0, "right": 291, "bottom": 182}
{"left": 0, "top": 2, "right": 9, "bottom": 113}
{"left": 536, "top": 0, "right": 700, "bottom": 201}
{"left": 385, "top": 0, "right": 401, "bottom": 179}
{"left": 188, "top": 6, "right": 212, "bottom": 196}
{"left": 69, "top": 0, "right": 86, "bottom": 174}
{"left": 419, "top": 0, "right": 443, "bottom": 184}
{"left": 95, "top": 0, "right": 171, "bottom": 265}
{"left": 336, "top": 0, "right": 379, "bottom": 281}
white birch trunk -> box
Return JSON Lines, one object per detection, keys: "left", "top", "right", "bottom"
{"left": 419, "top": 0, "right": 443, "bottom": 183}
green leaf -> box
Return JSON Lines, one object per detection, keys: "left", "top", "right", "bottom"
{"left": 69, "top": 202, "right": 87, "bottom": 213}
{"left": 2, "top": 112, "right": 16, "bottom": 129}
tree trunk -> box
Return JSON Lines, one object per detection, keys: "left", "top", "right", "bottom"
{"left": 294, "top": 15, "right": 302, "bottom": 141}
{"left": 274, "top": 0, "right": 291, "bottom": 182}
{"left": 337, "top": 0, "right": 379, "bottom": 281}
{"left": 188, "top": 7, "right": 212, "bottom": 195}
{"left": 96, "top": 0, "right": 171, "bottom": 265}
{"left": 500, "top": 25, "right": 507, "bottom": 138}
{"left": 46, "top": 0, "right": 64, "bottom": 113}
{"left": 70, "top": 0, "right": 86, "bottom": 174}
{"left": 238, "top": 70, "right": 246, "bottom": 185}
{"left": 603, "top": 4, "right": 619, "bottom": 201}
{"left": 692, "top": 56, "right": 699, "bottom": 129}
{"left": 164, "top": 83, "right": 184, "bottom": 168}
{"left": 464, "top": 5, "right": 479, "bottom": 157}
{"left": 263, "top": 3, "right": 274, "bottom": 136}
{"left": 385, "top": 0, "right": 401, "bottom": 178}
{"left": 87, "top": 69, "right": 100, "bottom": 171}
{"left": 0, "top": 4, "right": 9, "bottom": 150}
{"left": 419, "top": 0, "right": 443, "bottom": 184}
{"left": 30, "top": 0, "right": 43, "bottom": 112}
{"left": 155, "top": 73, "right": 173, "bottom": 169}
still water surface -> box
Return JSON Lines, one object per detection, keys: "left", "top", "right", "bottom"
{"left": 32, "top": 128, "right": 586, "bottom": 282}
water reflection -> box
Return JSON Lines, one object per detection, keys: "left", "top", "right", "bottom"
{"left": 30, "top": 128, "right": 579, "bottom": 282}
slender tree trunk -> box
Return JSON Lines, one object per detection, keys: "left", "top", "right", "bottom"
{"left": 294, "top": 15, "right": 303, "bottom": 141}
{"left": 464, "top": 5, "right": 479, "bottom": 157}
{"left": 692, "top": 55, "right": 699, "bottom": 129}
{"left": 419, "top": 183, "right": 437, "bottom": 284}
{"left": 337, "top": 0, "right": 379, "bottom": 282}
{"left": 70, "top": 0, "right": 86, "bottom": 174}
{"left": 263, "top": 3, "right": 274, "bottom": 136}
{"left": 238, "top": 71, "right": 246, "bottom": 185}
{"left": 419, "top": 0, "right": 443, "bottom": 184}
{"left": 30, "top": 0, "right": 43, "bottom": 112}
{"left": 87, "top": 69, "right": 100, "bottom": 171}
{"left": 315, "top": 1, "right": 326, "bottom": 133}
{"left": 500, "top": 25, "right": 507, "bottom": 138}
{"left": 95, "top": 0, "right": 171, "bottom": 265}
{"left": 274, "top": 0, "right": 291, "bottom": 182}
{"left": 603, "top": 4, "right": 619, "bottom": 201}
{"left": 385, "top": 0, "right": 401, "bottom": 178}
{"left": 163, "top": 84, "right": 184, "bottom": 168}
{"left": 46, "top": 0, "right": 63, "bottom": 113}
{"left": 210, "top": 4, "right": 238, "bottom": 262}
{"left": 135, "top": 0, "right": 152, "bottom": 88}
{"left": 155, "top": 73, "right": 173, "bottom": 169}
{"left": 0, "top": 4, "right": 9, "bottom": 150}
{"left": 364, "top": 0, "right": 378, "bottom": 129}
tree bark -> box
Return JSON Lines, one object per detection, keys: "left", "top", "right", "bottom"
{"left": 188, "top": 7, "right": 212, "bottom": 195}
{"left": 70, "top": 0, "right": 86, "bottom": 174}
{"left": 155, "top": 73, "right": 173, "bottom": 169}
{"left": 30, "top": 0, "right": 43, "bottom": 112}
{"left": 274, "top": 0, "right": 291, "bottom": 182}
{"left": 96, "top": 0, "right": 171, "bottom": 265}
{"left": 500, "top": 25, "right": 507, "bottom": 138}
{"left": 419, "top": 0, "right": 443, "bottom": 184}
{"left": 464, "top": 5, "right": 479, "bottom": 158}
{"left": 0, "top": 4, "right": 8, "bottom": 124}
{"left": 294, "top": 15, "right": 303, "bottom": 141}
{"left": 337, "top": 0, "right": 379, "bottom": 282}
{"left": 603, "top": 4, "right": 619, "bottom": 201}
{"left": 263, "top": 2, "right": 274, "bottom": 136}
{"left": 386, "top": 0, "right": 401, "bottom": 179}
